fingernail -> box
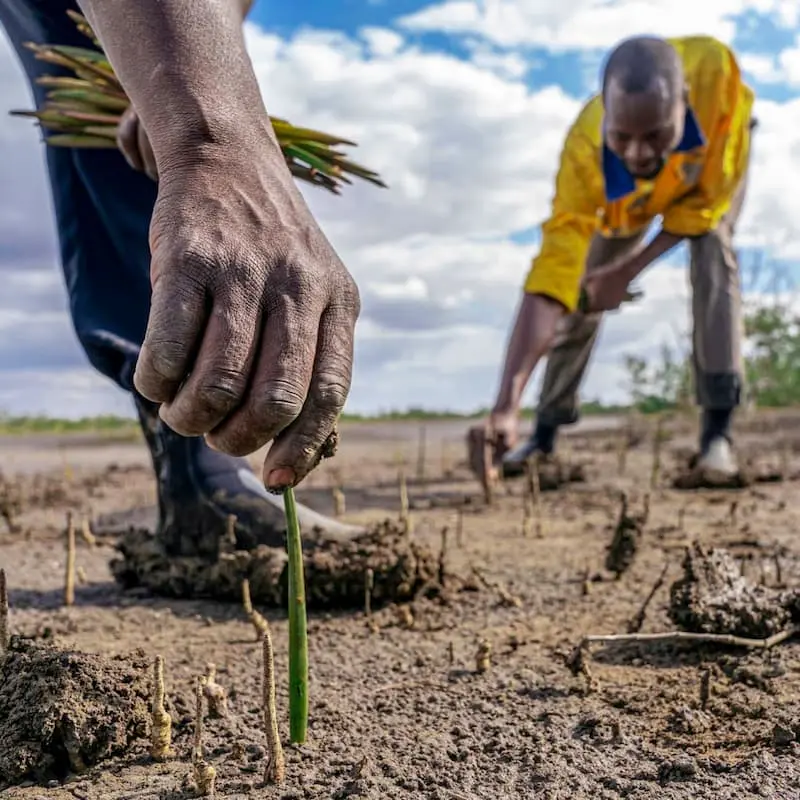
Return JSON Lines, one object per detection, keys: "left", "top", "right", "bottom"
{"left": 266, "top": 468, "right": 296, "bottom": 491}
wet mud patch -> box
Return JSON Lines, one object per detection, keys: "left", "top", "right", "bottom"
{"left": 0, "top": 640, "right": 149, "bottom": 788}
{"left": 111, "top": 520, "right": 443, "bottom": 609}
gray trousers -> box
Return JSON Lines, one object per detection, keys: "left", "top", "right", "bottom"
{"left": 535, "top": 167, "right": 749, "bottom": 428}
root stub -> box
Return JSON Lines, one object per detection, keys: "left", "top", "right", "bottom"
{"left": 111, "top": 519, "right": 442, "bottom": 609}
{"left": 0, "top": 641, "right": 150, "bottom": 787}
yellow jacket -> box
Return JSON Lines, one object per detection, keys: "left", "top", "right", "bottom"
{"left": 523, "top": 35, "right": 755, "bottom": 312}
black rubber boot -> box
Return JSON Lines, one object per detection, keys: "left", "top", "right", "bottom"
{"left": 134, "top": 394, "right": 362, "bottom": 558}
{"left": 502, "top": 421, "right": 558, "bottom": 475}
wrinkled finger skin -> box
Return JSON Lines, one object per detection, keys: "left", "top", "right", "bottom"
{"left": 133, "top": 148, "right": 360, "bottom": 491}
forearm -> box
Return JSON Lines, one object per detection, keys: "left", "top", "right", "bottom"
{"left": 77, "top": 0, "right": 275, "bottom": 166}
{"left": 493, "top": 293, "right": 564, "bottom": 413}
{"left": 620, "top": 229, "right": 684, "bottom": 281}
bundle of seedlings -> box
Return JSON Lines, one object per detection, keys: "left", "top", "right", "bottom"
{"left": 11, "top": 11, "right": 387, "bottom": 195}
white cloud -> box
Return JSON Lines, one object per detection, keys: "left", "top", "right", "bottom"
{"left": 398, "top": 0, "right": 799, "bottom": 51}
{"left": 1, "top": 9, "right": 800, "bottom": 421}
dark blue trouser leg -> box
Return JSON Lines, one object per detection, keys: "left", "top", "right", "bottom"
{"left": 1, "top": 0, "right": 364, "bottom": 558}
{"left": 1, "top": 0, "right": 155, "bottom": 391}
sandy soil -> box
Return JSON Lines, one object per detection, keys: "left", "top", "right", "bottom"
{"left": 2, "top": 411, "right": 800, "bottom": 799}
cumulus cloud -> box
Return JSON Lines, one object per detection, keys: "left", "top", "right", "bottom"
{"left": 0, "top": 6, "right": 798, "bottom": 419}
{"left": 398, "top": 0, "right": 799, "bottom": 51}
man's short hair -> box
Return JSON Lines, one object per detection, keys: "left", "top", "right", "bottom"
{"left": 601, "top": 36, "right": 684, "bottom": 104}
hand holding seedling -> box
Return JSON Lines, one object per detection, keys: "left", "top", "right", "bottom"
{"left": 135, "top": 151, "right": 359, "bottom": 491}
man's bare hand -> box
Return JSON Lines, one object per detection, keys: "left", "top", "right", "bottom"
{"left": 134, "top": 141, "right": 360, "bottom": 492}
{"left": 581, "top": 262, "right": 636, "bottom": 312}
{"left": 116, "top": 106, "right": 157, "bottom": 182}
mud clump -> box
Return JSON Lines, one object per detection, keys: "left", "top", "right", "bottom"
{"left": 0, "top": 640, "right": 150, "bottom": 787}
{"left": 111, "top": 519, "right": 442, "bottom": 609}
{"left": 668, "top": 543, "right": 795, "bottom": 638}
{"left": 605, "top": 493, "right": 648, "bottom": 578}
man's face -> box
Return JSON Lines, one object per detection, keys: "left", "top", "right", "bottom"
{"left": 604, "top": 76, "right": 686, "bottom": 179}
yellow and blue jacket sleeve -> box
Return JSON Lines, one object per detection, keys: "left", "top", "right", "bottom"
{"left": 522, "top": 124, "right": 603, "bottom": 313}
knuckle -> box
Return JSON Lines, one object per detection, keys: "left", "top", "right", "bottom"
{"left": 252, "top": 383, "right": 306, "bottom": 427}
{"left": 193, "top": 375, "right": 246, "bottom": 416}
{"left": 142, "top": 341, "right": 188, "bottom": 382}
{"left": 312, "top": 372, "right": 350, "bottom": 413}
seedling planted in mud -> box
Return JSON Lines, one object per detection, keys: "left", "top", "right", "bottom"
{"left": 523, "top": 454, "right": 543, "bottom": 537}
{"left": 192, "top": 676, "right": 216, "bottom": 797}
{"left": 650, "top": 415, "right": 665, "bottom": 489}
{"left": 64, "top": 511, "right": 76, "bottom": 607}
{"left": 262, "top": 616, "right": 286, "bottom": 784}
{"left": 332, "top": 486, "right": 346, "bottom": 517}
{"left": 80, "top": 516, "right": 96, "bottom": 548}
{"left": 283, "top": 487, "right": 309, "bottom": 744}
{"left": 416, "top": 424, "right": 427, "bottom": 484}
{"left": 0, "top": 567, "right": 8, "bottom": 653}
{"left": 241, "top": 578, "right": 268, "bottom": 640}
{"left": 364, "top": 567, "right": 374, "bottom": 619}
{"left": 150, "top": 654, "right": 174, "bottom": 761}
{"left": 203, "top": 663, "right": 228, "bottom": 719}
{"left": 475, "top": 638, "right": 492, "bottom": 673}
{"left": 398, "top": 466, "right": 412, "bottom": 535}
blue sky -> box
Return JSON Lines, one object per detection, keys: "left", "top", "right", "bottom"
{"left": 1, "top": 0, "right": 800, "bottom": 418}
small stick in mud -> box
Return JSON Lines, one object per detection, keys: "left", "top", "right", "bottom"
{"left": 650, "top": 416, "right": 664, "bottom": 489}
{"left": 575, "top": 627, "right": 796, "bottom": 654}
{"left": 438, "top": 526, "right": 448, "bottom": 586}
{"left": 456, "top": 507, "right": 464, "bottom": 548}
{"left": 728, "top": 500, "right": 738, "bottom": 531}
{"left": 447, "top": 641, "right": 454, "bottom": 666}
{"left": 242, "top": 579, "right": 268, "bottom": 640}
{"left": 80, "top": 517, "right": 97, "bottom": 548}
{"left": 581, "top": 567, "right": 592, "bottom": 597}
{"left": 566, "top": 644, "right": 595, "bottom": 693}
{"left": 475, "top": 638, "right": 492, "bottom": 673}
{"left": 396, "top": 604, "right": 415, "bottom": 629}
{"left": 440, "top": 439, "right": 450, "bottom": 478}
{"left": 150, "top": 655, "right": 174, "bottom": 761}
{"left": 677, "top": 504, "right": 686, "bottom": 532}
{"left": 364, "top": 567, "right": 374, "bottom": 619}
{"left": 521, "top": 484, "right": 533, "bottom": 538}
{"left": 203, "top": 663, "right": 228, "bottom": 719}
{"left": 780, "top": 444, "right": 789, "bottom": 480}
{"left": 525, "top": 454, "right": 543, "bottom": 537}
{"left": 64, "top": 511, "right": 76, "bottom": 607}
{"left": 262, "top": 620, "right": 286, "bottom": 784}
{"left": 398, "top": 466, "right": 412, "bottom": 534}
{"left": 482, "top": 438, "right": 495, "bottom": 506}
{"left": 225, "top": 514, "right": 237, "bottom": 547}
{"left": 699, "top": 668, "right": 711, "bottom": 710}
{"left": 627, "top": 561, "right": 669, "bottom": 633}
{"left": 332, "top": 486, "right": 346, "bottom": 518}
{"left": 0, "top": 568, "right": 8, "bottom": 652}
{"left": 192, "top": 677, "right": 216, "bottom": 797}
{"left": 616, "top": 430, "right": 628, "bottom": 475}
{"left": 774, "top": 553, "right": 784, "bottom": 587}
{"left": 416, "top": 424, "right": 427, "bottom": 483}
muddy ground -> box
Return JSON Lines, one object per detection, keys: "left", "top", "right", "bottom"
{"left": 2, "top": 410, "right": 800, "bottom": 799}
